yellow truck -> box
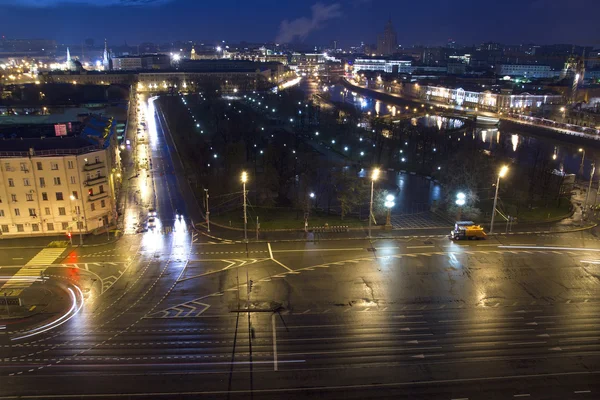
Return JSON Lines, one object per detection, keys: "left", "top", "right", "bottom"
{"left": 449, "top": 221, "right": 487, "bottom": 240}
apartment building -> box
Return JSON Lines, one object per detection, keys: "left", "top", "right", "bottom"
{"left": 0, "top": 115, "right": 121, "bottom": 237}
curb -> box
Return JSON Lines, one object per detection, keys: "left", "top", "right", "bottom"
{"left": 192, "top": 223, "right": 598, "bottom": 244}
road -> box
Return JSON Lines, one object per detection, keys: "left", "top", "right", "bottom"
{"left": 1, "top": 94, "right": 600, "bottom": 399}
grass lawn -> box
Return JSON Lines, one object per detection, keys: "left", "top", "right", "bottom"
{"left": 478, "top": 198, "right": 572, "bottom": 223}
{"left": 210, "top": 208, "right": 368, "bottom": 230}
{"left": 513, "top": 201, "right": 572, "bottom": 222}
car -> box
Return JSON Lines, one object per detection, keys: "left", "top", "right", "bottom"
{"left": 175, "top": 209, "right": 183, "bottom": 219}
{"left": 147, "top": 217, "right": 156, "bottom": 229}
{"left": 148, "top": 208, "right": 157, "bottom": 217}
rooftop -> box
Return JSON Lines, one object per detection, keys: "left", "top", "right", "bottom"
{"left": 0, "top": 114, "right": 115, "bottom": 157}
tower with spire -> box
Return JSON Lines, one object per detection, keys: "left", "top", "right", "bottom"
{"left": 66, "top": 47, "right": 71, "bottom": 64}
{"left": 376, "top": 18, "right": 398, "bottom": 56}
{"left": 102, "top": 39, "right": 112, "bottom": 70}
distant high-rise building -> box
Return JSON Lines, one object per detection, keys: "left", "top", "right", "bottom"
{"left": 376, "top": 19, "right": 397, "bottom": 56}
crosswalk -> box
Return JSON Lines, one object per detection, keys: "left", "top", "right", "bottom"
{"left": 0, "top": 247, "right": 66, "bottom": 297}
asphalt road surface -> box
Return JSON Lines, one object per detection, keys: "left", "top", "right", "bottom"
{"left": 1, "top": 95, "right": 600, "bottom": 399}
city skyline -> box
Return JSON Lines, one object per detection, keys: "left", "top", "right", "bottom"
{"left": 0, "top": 0, "right": 599, "bottom": 47}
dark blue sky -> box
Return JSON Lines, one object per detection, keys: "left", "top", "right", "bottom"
{"left": 1, "top": 0, "right": 598, "bottom": 47}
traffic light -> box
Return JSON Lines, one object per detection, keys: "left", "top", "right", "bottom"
{"left": 67, "top": 232, "right": 72, "bottom": 239}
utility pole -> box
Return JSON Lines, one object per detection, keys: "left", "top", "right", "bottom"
{"left": 583, "top": 162, "right": 595, "bottom": 223}
{"left": 204, "top": 189, "right": 210, "bottom": 232}
{"left": 256, "top": 216, "right": 259, "bottom": 240}
{"left": 4, "top": 293, "right": 9, "bottom": 317}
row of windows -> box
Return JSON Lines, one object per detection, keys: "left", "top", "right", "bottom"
{"left": 3, "top": 157, "right": 102, "bottom": 173}
{"left": 6, "top": 171, "right": 105, "bottom": 188}
{"left": 0, "top": 199, "right": 106, "bottom": 218}
{"left": 4, "top": 186, "right": 105, "bottom": 204}
{"left": 7, "top": 191, "right": 78, "bottom": 202}
{"left": 0, "top": 221, "right": 84, "bottom": 233}
{"left": 8, "top": 176, "right": 73, "bottom": 187}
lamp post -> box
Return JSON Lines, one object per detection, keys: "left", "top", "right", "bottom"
{"left": 70, "top": 195, "right": 83, "bottom": 245}
{"left": 204, "top": 189, "right": 210, "bottom": 233}
{"left": 368, "top": 168, "right": 380, "bottom": 238}
{"left": 384, "top": 194, "right": 395, "bottom": 230}
{"left": 455, "top": 192, "right": 466, "bottom": 221}
{"left": 578, "top": 148, "right": 585, "bottom": 180}
{"left": 583, "top": 162, "right": 595, "bottom": 223}
{"left": 241, "top": 171, "right": 248, "bottom": 242}
{"left": 490, "top": 166, "right": 509, "bottom": 234}
{"left": 305, "top": 192, "right": 315, "bottom": 233}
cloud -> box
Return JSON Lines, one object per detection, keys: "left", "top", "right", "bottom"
{"left": 0, "top": 0, "right": 171, "bottom": 6}
{"left": 276, "top": 2, "right": 342, "bottom": 43}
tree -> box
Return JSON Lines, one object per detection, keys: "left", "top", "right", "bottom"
{"left": 333, "top": 169, "right": 367, "bottom": 220}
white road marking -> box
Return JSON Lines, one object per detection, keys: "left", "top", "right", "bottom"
{"left": 268, "top": 242, "right": 274, "bottom": 259}
{"left": 406, "top": 245, "right": 434, "bottom": 249}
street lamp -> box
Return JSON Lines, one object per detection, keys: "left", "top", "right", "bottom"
{"left": 579, "top": 148, "right": 585, "bottom": 179}
{"left": 368, "top": 168, "right": 380, "bottom": 238}
{"left": 583, "top": 162, "right": 595, "bottom": 223}
{"left": 384, "top": 194, "right": 395, "bottom": 229}
{"left": 305, "top": 192, "right": 316, "bottom": 233}
{"left": 241, "top": 171, "right": 248, "bottom": 242}
{"left": 70, "top": 194, "right": 83, "bottom": 245}
{"left": 204, "top": 189, "right": 210, "bottom": 233}
{"left": 490, "top": 166, "right": 509, "bottom": 234}
{"left": 456, "top": 192, "right": 466, "bottom": 221}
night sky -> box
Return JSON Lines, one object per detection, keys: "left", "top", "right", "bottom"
{"left": 1, "top": 0, "right": 598, "bottom": 47}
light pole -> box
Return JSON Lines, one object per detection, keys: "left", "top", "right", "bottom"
{"left": 578, "top": 148, "right": 585, "bottom": 179}
{"left": 456, "top": 192, "right": 466, "bottom": 221}
{"left": 70, "top": 195, "right": 83, "bottom": 245}
{"left": 241, "top": 171, "right": 248, "bottom": 242}
{"left": 204, "top": 189, "right": 210, "bottom": 233}
{"left": 384, "top": 194, "right": 395, "bottom": 229}
{"left": 368, "top": 168, "right": 380, "bottom": 238}
{"left": 305, "top": 192, "right": 315, "bottom": 233}
{"left": 490, "top": 165, "right": 509, "bottom": 234}
{"left": 583, "top": 162, "right": 595, "bottom": 223}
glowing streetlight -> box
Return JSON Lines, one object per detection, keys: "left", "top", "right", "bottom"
{"left": 579, "top": 148, "right": 585, "bottom": 178}
{"left": 490, "top": 166, "right": 509, "bottom": 234}
{"left": 384, "top": 194, "right": 395, "bottom": 229}
{"left": 368, "top": 168, "right": 380, "bottom": 238}
{"left": 241, "top": 172, "right": 248, "bottom": 242}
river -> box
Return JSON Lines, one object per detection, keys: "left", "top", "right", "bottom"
{"left": 299, "top": 78, "right": 597, "bottom": 214}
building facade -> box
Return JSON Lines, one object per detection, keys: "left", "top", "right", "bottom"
{"left": 354, "top": 58, "right": 411, "bottom": 73}
{"left": 496, "top": 64, "right": 559, "bottom": 79}
{"left": 0, "top": 116, "right": 121, "bottom": 237}
{"left": 409, "top": 84, "right": 565, "bottom": 112}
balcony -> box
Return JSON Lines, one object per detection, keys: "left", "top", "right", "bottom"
{"left": 88, "top": 191, "right": 109, "bottom": 202}
{"left": 85, "top": 176, "right": 108, "bottom": 186}
{"left": 83, "top": 161, "right": 106, "bottom": 172}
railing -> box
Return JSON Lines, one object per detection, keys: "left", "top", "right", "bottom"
{"left": 85, "top": 176, "right": 108, "bottom": 186}
{"left": 88, "top": 191, "right": 108, "bottom": 202}
{"left": 83, "top": 161, "right": 106, "bottom": 171}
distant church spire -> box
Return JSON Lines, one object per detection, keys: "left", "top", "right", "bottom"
{"left": 66, "top": 47, "right": 71, "bottom": 63}
{"left": 102, "top": 38, "right": 111, "bottom": 70}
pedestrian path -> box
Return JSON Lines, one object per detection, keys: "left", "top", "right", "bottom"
{"left": 0, "top": 247, "right": 66, "bottom": 297}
